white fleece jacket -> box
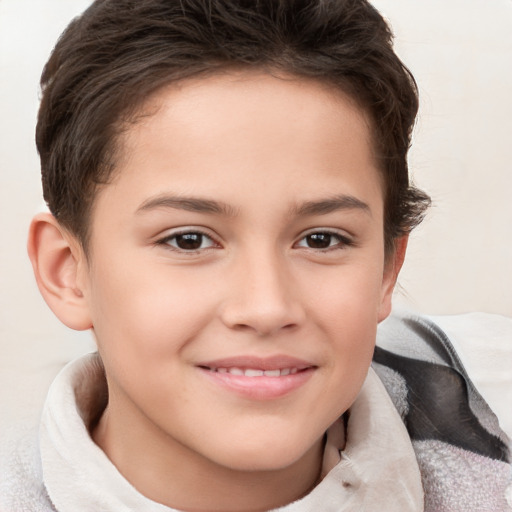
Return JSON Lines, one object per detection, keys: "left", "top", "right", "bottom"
{"left": 0, "top": 353, "right": 423, "bottom": 511}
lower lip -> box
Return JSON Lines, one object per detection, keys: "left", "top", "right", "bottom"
{"left": 198, "top": 368, "right": 315, "bottom": 400}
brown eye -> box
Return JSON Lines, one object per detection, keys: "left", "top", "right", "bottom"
{"left": 161, "top": 231, "right": 216, "bottom": 251}
{"left": 175, "top": 233, "right": 204, "bottom": 250}
{"left": 295, "top": 231, "right": 352, "bottom": 250}
{"left": 306, "top": 233, "right": 333, "bottom": 249}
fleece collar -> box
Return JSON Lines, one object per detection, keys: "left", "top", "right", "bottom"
{"left": 40, "top": 353, "right": 423, "bottom": 511}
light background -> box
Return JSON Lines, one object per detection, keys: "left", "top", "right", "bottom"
{"left": 0, "top": 1, "right": 511, "bottom": 434}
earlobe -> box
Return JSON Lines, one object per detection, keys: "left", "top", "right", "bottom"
{"left": 27, "top": 213, "right": 92, "bottom": 330}
{"left": 378, "top": 235, "right": 409, "bottom": 322}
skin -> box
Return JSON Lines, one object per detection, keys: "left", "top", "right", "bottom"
{"left": 30, "top": 71, "right": 405, "bottom": 511}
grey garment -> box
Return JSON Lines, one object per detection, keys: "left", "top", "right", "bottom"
{"left": 7, "top": 355, "right": 423, "bottom": 512}
{"left": 374, "top": 313, "right": 512, "bottom": 512}
{"left": 2, "top": 313, "right": 510, "bottom": 511}
{"left": 0, "top": 425, "right": 56, "bottom": 512}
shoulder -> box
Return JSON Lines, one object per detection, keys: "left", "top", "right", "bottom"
{"left": 373, "top": 313, "right": 512, "bottom": 511}
{"left": 0, "top": 424, "right": 56, "bottom": 512}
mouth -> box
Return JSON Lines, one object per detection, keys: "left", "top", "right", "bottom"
{"left": 201, "top": 366, "right": 304, "bottom": 377}
{"left": 196, "top": 356, "right": 317, "bottom": 400}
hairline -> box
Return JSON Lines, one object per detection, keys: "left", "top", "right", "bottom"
{"left": 77, "top": 67, "right": 388, "bottom": 257}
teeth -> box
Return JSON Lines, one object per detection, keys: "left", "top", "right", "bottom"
{"left": 212, "top": 367, "right": 300, "bottom": 377}
{"left": 245, "top": 369, "right": 264, "bottom": 377}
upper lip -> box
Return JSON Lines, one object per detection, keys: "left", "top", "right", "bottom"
{"left": 197, "top": 355, "right": 316, "bottom": 371}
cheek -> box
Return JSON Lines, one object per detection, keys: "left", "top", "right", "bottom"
{"left": 303, "top": 258, "right": 384, "bottom": 389}
{"left": 308, "top": 256, "right": 386, "bottom": 327}
{"left": 86, "top": 261, "right": 218, "bottom": 360}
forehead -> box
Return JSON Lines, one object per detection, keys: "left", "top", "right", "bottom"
{"left": 94, "top": 71, "right": 382, "bottom": 226}
{"left": 119, "top": 71, "right": 374, "bottom": 160}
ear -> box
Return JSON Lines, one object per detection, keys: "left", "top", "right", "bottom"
{"left": 27, "top": 212, "right": 92, "bottom": 330}
{"left": 378, "top": 235, "right": 409, "bottom": 323}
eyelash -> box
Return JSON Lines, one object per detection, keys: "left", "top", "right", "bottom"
{"left": 155, "top": 229, "right": 353, "bottom": 253}
{"left": 294, "top": 230, "right": 354, "bottom": 251}
{"left": 156, "top": 229, "right": 219, "bottom": 253}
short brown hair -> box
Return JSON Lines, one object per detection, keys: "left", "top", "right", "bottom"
{"left": 36, "top": 0, "right": 430, "bottom": 253}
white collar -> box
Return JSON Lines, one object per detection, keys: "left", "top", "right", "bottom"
{"left": 40, "top": 353, "right": 423, "bottom": 511}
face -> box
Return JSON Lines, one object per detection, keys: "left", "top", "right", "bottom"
{"left": 78, "top": 72, "right": 398, "bottom": 475}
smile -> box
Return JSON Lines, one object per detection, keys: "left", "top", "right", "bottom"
{"left": 207, "top": 367, "right": 301, "bottom": 377}
{"left": 197, "top": 356, "right": 316, "bottom": 400}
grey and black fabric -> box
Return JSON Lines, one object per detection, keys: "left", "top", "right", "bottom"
{"left": 374, "top": 314, "right": 511, "bottom": 511}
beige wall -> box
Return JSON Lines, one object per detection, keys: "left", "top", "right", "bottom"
{"left": 372, "top": 0, "right": 512, "bottom": 315}
{"left": 0, "top": 0, "right": 511, "bottom": 364}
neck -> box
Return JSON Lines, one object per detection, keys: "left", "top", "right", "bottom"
{"left": 93, "top": 400, "right": 325, "bottom": 512}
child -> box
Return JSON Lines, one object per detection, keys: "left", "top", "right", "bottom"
{"left": 7, "top": 0, "right": 510, "bottom": 510}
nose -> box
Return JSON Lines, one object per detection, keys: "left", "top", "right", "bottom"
{"left": 219, "top": 249, "right": 305, "bottom": 337}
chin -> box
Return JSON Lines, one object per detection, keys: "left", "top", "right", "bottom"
{"left": 208, "top": 434, "right": 322, "bottom": 473}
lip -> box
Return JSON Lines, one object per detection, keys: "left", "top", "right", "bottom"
{"left": 196, "top": 355, "right": 317, "bottom": 400}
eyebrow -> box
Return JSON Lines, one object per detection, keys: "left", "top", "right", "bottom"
{"left": 291, "top": 194, "right": 371, "bottom": 217}
{"left": 136, "top": 195, "right": 238, "bottom": 216}
{"left": 136, "top": 193, "right": 370, "bottom": 218}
